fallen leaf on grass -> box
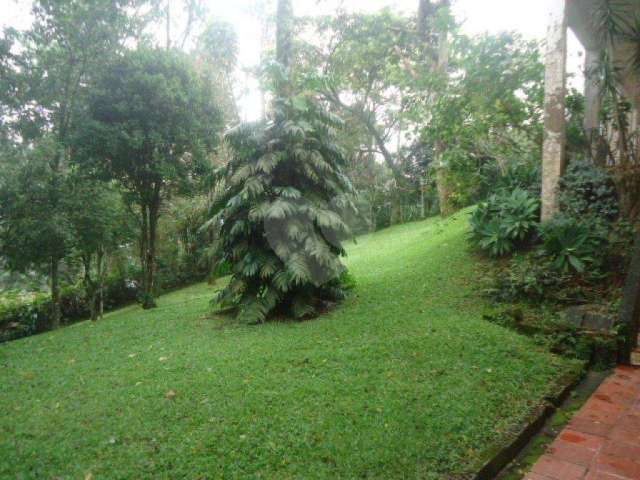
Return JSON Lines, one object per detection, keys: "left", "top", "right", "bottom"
{"left": 165, "top": 390, "right": 177, "bottom": 400}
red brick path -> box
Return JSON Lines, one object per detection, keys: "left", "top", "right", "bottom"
{"left": 525, "top": 366, "right": 640, "bottom": 480}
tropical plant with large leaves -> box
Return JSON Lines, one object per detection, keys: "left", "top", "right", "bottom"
{"left": 206, "top": 68, "right": 356, "bottom": 323}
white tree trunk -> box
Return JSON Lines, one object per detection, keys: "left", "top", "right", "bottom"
{"left": 541, "top": 0, "right": 568, "bottom": 222}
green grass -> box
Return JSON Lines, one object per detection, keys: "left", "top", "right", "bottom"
{"left": 0, "top": 211, "right": 581, "bottom": 479}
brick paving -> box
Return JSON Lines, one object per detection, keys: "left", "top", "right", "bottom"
{"left": 525, "top": 366, "right": 640, "bottom": 480}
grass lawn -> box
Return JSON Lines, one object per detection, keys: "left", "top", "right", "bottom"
{"left": 0, "top": 211, "right": 582, "bottom": 479}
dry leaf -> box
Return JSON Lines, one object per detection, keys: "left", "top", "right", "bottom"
{"left": 165, "top": 390, "right": 177, "bottom": 400}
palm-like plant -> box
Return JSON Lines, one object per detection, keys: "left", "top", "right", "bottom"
{"left": 588, "top": 0, "right": 640, "bottom": 217}
{"left": 206, "top": 71, "right": 356, "bottom": 323}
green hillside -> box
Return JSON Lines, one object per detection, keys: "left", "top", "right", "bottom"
{"left": 0, "top": 211, "right": 580, "bottom": 479}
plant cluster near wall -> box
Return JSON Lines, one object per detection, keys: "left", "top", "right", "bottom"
{"left": 472, "top": 155, "right": 633, "bottom": 367}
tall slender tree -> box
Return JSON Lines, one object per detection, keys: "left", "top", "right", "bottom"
{"left": 195, "top": 20, "right": 240, "bottom": 127}
{"left": 275, "top": 0, "right": 293, "bottom": 75}
{"left": 417, "top": 0, "right": 454, "bottom": 215}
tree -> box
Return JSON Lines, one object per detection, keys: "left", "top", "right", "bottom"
{"left": 65, "top": 175, "right": 129, "bottom": 320}
{"left": 305, "top": 10, "right": 418, "bottom": 223}
{"left": 0, "top": 0, "right": 154, "bottom": 326}
{"left": 194, "top": 20, "right": 240, "bottom": 127}
{"left": 0, "top": 140, "right": 73, "bottom": 328}
{"left": 585, "top": 1, "right": 640, "bottom": 219}
{"left": 81, "top": 48, "right": 223, "bottom": 308}
{"left": 206, "top": 0, "right": 355, "bottom": 322}
{"left": 275, "top": 0, "right": 294, "bottom": 75}
{"left": 407, "top": 32, "right": 545, "bottom": 212}
{"left": 416, "top": 0, "right": 453, "bottom": 215}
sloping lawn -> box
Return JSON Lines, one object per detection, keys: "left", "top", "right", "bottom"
{"left": 0, "top": 211, "right": 581, "bottom": 479}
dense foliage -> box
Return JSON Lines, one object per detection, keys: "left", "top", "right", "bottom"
{"left": 209, "top": 82, "right": 355, "bottom": 322}
{"left": 80, "top": 47, "right": 223, "bottom": 308}
{"left": 0, "top": 0, "right": 234, "bottom": 329}
{"left": 470, "top": 188, "right": 540, "bottom": 257}
{"left": 559, "top": 158, "right": 619, "bottom": 221}
{"left": 0, "top": 274, "right": 138, "bottom": 343}
{"left": 478, "top": 158, "right": 633, "bottom": 307}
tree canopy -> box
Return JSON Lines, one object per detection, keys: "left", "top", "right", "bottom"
{"left": 80, "top": 47, "right": 223, "bottom": 308}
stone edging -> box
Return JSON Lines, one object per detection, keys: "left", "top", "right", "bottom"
{"left": 472, "top": 371, "right": 585, "bottom": 480}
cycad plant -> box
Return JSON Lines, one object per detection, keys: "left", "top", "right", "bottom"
{"left": 206, "top": 70, "right": 356, "bottom": 323}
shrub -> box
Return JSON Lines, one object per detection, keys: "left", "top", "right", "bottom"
{"left": 559, "top": 159, "right": 619, "bottom": 221}
{"left": 0, "top": 273, "right": 140, "bottom": 343}
{"left": 480, "top": 159, "right": 541, "bottom": 199}
{"left": 210, "top": 260, "right": 232, "bottom": 280}
{"left": 488, "top": 253, "right": 570, "bottom": 302}
{"left": 470, "top": 187, "right": 540, "bottom": 257}
{"left": 103, "top": 274, "right": 139, "bottom": 309}
{"left": 539, "top": 215, "right": 608, "bottom": 273}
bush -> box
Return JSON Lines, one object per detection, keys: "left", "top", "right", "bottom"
{"left": 488, "top": 253, "right": 571, "bottom": 302}
{"left": 470, "top": 187, "right": 540, "bottom": 256}
{"left": 560, "top": 159, "right": 619, "bottom": 221}
{"left": 0, "top": 273, "right": 141, "bottom": 344}
{"left": 103, "top": 274, "right": 139, "bottom": 309}
{"left": 539, "top": 215, "right": 608, "bottom": 273}
{"left": 210, "top": 260, "right": 232, "bottom": 280}
{"left": 480, "top": 159, "right": 541, "bottom": 199}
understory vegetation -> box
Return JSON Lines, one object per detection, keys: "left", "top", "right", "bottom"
{"left": 469, "top": 115, "right": 636, "bottom": 365}
{"left": 464, "top": 2, "right": 640, "bottom": 367}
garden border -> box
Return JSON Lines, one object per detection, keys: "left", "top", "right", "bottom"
{"left": 473, "top": 370, "right": 586, "bottom": 480}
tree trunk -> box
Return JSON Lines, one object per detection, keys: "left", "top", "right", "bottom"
{"left": 390, "top": 189, "right": 402, "bottom": 225}
{"left": 417, "top": 0, "right": 432, "bottom": 41}
{"left": 50, "top": 257, "right": 61, "bottom": 329}
{"left": 139, "top": 203, "right": 148, "bottom": 301}
{"left": 142, "top": 186, "right": 161, "bottom": 310}
{"left": 82, "top": 254, "right": 98, "bottom": 322}
{"left": 584, "top": 49, "right": 601, "bottom": 161}
{"left": 275, "top": 0, "right": 294, "bottom": 103}
{"left": 96, "top": 247, "right": 105, "bottom": 320}
{"left": 420, "top": 178, "right": 425, "bottom": 219}
{"left": 418, "top": 0, "right": 453, "bottom": 216}
{"left": 436, "top": 164, "right": 455, "bottom": 216}
{"left": 540, "top": 0, "right": 568, "bottom": 222}
{"left": 165, "top": 0, "right": 171, "bottom": 50}
{"left": 369, "top": 193, "right": 376, "bottom": 232}
{"left": 276, "top": 0, "right": 293, "bottom": 69}
{"left": 362, "top": 115, "right": 408, "bottom": 199}
{"left": 144, "top": 211, "right": 158, "bottom": 309}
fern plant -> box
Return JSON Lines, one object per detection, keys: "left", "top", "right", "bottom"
{"left": 206, "top": 79, "right": 355, "bottom": 323}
